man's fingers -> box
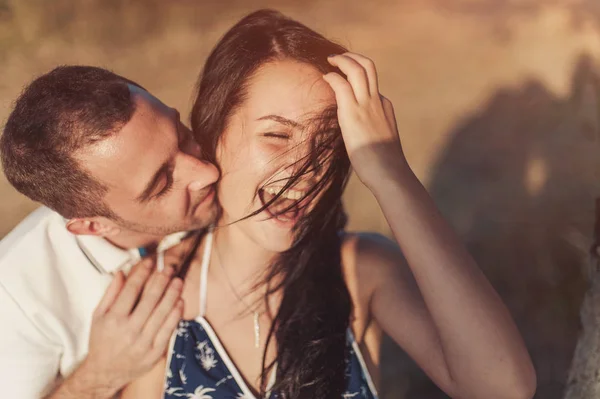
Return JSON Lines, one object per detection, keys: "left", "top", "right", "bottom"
{"left": 129, "top": 254, "right": 157, "bottom": 275}
{"left": 323, "top": 72, "right": 357, "bottom": 110}
{"left": 140, "top": 278, "right": 183, "bottom": 340}
{"left": 129, "top": 267, "right": 176, "bottom": 328}
{"left": 151, "top": 300, "right": 184, "bottom": 358}
{"left": 341, "top": 52, "right": 379, "bottom": 96}
{"left": 110, "top": 257, "right": 155, "bottom": 317}
{"left": 327, "top": 55, "right": 370, "bottom": 102}
{"left": 93, "top": 271, "right": 125, "bottom": 317}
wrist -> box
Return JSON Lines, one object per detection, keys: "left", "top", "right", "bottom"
{"left": 359, "top": 154, "right": 415, "bottom": 192}
{"left": 68, "top": 358, "right": 123, "bottom": 399}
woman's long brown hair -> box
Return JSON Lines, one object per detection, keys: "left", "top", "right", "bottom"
{"left": 191, "top": 9, "right": 352, "bottom": 398}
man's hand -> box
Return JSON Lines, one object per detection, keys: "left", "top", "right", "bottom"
{"left": 47, "top": 257, "right": 183, "bottom": 398}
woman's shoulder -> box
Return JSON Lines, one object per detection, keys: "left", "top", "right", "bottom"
{"left": 340, "top": 231, "right": 406, "bottom": 298}
{"left": 341, "top": 231, "right": 405, "bottom": 267}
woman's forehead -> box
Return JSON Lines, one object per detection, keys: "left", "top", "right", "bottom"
{"left": 244, "top": 60, "right": 335, "bottom": 121}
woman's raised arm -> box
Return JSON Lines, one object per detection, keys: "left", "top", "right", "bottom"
{"left": 324, "top": 53, "right": 536, "bottom": 399}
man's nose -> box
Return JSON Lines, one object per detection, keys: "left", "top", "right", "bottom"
{"left": 186, "top": 158, "right": 219, "bottom": 193}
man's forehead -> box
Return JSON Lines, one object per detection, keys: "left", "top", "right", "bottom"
{"left": 75, "top": 86, "right": 175, "bottom": 189}
{"left": 127, "top": 84, "right": 168, "bottom": 114}
{"left": 78, "top": 86, "right": 171, "bottom": 157}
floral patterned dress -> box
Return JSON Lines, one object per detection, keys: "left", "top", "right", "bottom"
{"left": 163, "top": 230, "right": 378, "bottom": 399}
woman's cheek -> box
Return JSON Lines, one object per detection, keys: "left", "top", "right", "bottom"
{"left": 218, "top": 172, "right": 252, "bottom": 218}
{"left": 256, "top": 140, "right": 288, "bottom": 165}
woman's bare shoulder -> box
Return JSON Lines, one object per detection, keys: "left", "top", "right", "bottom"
{"left": 341, "top": 231, "right": 405, "bottom": 274}
{"left": 340, "top": 232, "right": 407, "bottom": 307}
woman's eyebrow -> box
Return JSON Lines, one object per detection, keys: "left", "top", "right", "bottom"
{"left": 257, "top": 114, "right": 301, "bottom": 128}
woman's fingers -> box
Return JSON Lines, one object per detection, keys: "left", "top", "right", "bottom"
{"left": 340, "top": 52, "right": 379, "bottom": 96}
{"left": 327, "top": 54, "right": 371, "bottom": 103}
{"left": 323, "top": 72, "right": 357, "bottom": 110}
{"left": 381, "top": 95, "right": 398, "bottom": 132}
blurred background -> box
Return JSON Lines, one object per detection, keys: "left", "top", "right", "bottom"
{"left": 1, "top": 0, "right": 600, "bottom": 397}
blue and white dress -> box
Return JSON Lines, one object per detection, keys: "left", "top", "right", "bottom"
{"left": 163, "top": 230, "right": 379, "bottom": 399}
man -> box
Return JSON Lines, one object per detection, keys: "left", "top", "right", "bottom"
{"left": 0, "top": 66, "right": 219, "bottom": 398}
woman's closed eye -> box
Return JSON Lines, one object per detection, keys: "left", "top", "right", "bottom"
{"left": 263, "top": 132, "right": 291, "bottom": 139}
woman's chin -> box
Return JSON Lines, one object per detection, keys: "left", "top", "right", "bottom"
{"left": 254, "top": 218, "right": 297, "bottom": 253}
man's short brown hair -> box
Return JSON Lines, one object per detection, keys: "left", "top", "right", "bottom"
{"left": 1, "top": 66, "right": 139, "bottom": 219}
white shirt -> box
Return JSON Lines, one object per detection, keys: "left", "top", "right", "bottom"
{"left": 0, "top": 206, "right": 184, "bottom": 398}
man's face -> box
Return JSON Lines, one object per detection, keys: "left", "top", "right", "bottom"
{"left": 76, "top": 85, "right": 219, "bottom": 236}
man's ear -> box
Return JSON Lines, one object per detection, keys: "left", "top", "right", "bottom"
{"left": 66, "top": 217, "right": 121, "bottom": 237}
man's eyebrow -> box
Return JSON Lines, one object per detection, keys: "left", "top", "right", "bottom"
{"left": 257, "top": 115, "right": 302, "bottom": 129}
{"left": 136, "top": 163, "right": 170, "bottom": 202}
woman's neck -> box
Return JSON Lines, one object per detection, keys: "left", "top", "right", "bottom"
{"left": 212, "top": 222, "right": 278, "bottom": 289}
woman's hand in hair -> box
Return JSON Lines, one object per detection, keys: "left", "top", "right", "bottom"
{"left": 323, "top": 52, "right": 408, "bottom": 189}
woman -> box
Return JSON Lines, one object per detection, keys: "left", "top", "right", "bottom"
{"left": 123, "top": 9, "right": 536, "bottom": 399}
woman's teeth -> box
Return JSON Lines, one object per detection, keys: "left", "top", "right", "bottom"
{"left": 259, "top": 186, "right": 303, "bottom": 223}
{"left": 264, "top": 187, "right": 305, "bottom": 200}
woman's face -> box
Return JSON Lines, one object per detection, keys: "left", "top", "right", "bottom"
{"left": 216, "top": 59, "right": 336, "bottom": 252}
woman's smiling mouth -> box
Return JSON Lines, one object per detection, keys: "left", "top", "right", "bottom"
{"left": 258, "top": 185, "right": 308, "bottom": 224}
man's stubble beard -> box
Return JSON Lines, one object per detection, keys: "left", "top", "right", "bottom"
{"left": 113, "top": 203, "right": 219, "bottom": 237}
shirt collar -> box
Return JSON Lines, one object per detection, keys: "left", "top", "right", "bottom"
{"left": 75, "top": 234, "right": 139, "bottom": 274}
{"left": 75, "top": 231, "right": 191, "bottom": 275}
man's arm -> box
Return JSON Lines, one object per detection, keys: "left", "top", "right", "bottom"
{"left": 46, "top": 258, "right": 183, "bottom": 399}
{"left": 0, "top": 283, "right": 63, "bottom": 398}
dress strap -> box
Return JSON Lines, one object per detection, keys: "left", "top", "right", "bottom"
{"left": 347, "top": 329, "right": 379, "bottom": 398}
{"left": 199, "top": 228, "right": 214, "bottom": 318}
